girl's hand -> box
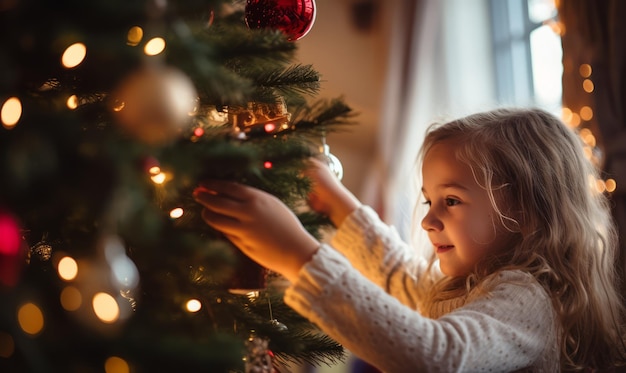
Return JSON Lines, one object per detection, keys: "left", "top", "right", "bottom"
{"left": 193, "top": 181, "right": 320, "bottom": 283}
{"left": 305, "top": 157, "right": 361, "bottom": 227}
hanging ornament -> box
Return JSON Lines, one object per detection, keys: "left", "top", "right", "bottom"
{"left": 68, "top": 234, "right": 140, "bottom": 334}
{"left": 228, "top": 98, "right": 291, "bottom": 139}
{"left": 266, "top": 293, "right": 288, "bottom": 332}
{"left": 28, "top": 234, "right": 53, "bottom": 262}
{"left": 320, "top": 133, "right": 343, "bottom": 180}
{"left": 112, "top": 65, "right": 198, "bottom": 146}
{"left": 245, "top": 0, "right": 316, "bottom": 41}
{"left": 244, "top": 333, "right": 275, "bottom": 373}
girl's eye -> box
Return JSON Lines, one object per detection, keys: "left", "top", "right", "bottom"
{"left": 445, "top": 198, "right": 460, "bottom": 206}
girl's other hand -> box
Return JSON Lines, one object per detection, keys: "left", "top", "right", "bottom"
{"left": 193, "top": 181, "right": 320, "bottom": 283}
{"left": 305, "top": 157, "right": 361, "bottom": 227}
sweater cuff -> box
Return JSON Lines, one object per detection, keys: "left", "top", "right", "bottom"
{"left": 332, "top": 205, "right": 381, "bottom": 248}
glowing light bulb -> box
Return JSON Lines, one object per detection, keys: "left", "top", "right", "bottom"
{"left": 67, "top": 95, "right": 79, "bottom": 109}
{"left": 579, "top": 106, "right": 593, "bottom": 121}
{"left": 150, "top": 172, "right": 166, "bottom": 184}
{"left": 169, "top": 208, "right": 183, "bottom": 219}
{"left": 144, "top": 37, "right": 166, "bottom": 56}
{"left": 60, "top": 286, "right": 82, "bottom": 311}
{"left": 92, "top": 292, "right": 120, "bottom": 323}
{"left": 17, "top": 303, "right": 44, "bottom": 335}
{"left": 185, "top": 299, "right": 202, "bottom": 312}
{"left": 126, "top": 26, "right": 143, "bottom": 46}
{"left": 105, "top": 356, "right": 130, "bottom": 373}
{"left": 58, "top": 256, "right": 78, "bottom": 281}
{"left": 1, "top": 97, "right": 22, "bottom": 128}
{"left": 62, "top": 43, "right": 87, "bottom": 68}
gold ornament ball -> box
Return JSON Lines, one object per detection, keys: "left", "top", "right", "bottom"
{"left": 113, "top": 66, "right": 197, "bottom": 145}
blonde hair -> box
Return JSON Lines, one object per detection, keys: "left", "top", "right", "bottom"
{"left": 416, "top": 107, "right": 625, "bottom": 370}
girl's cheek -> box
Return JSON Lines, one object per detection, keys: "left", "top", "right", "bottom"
{"left": 466, "top": 212, "right": 496, "bottom": 244}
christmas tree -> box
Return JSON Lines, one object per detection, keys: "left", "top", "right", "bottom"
{"left": 0, "top": 0, "right": 353, "bottom": 371}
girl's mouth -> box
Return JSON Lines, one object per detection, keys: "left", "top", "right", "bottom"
{"left": 436, "top": 245, "right": 454, "bottom": 254}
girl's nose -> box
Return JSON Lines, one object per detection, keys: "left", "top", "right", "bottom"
{"left": 421, "top": 209, "right": 443, "bottom": 232}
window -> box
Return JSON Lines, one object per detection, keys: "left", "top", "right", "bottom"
{"left": 489, "top": 0, "right": 562, "bottom": 111}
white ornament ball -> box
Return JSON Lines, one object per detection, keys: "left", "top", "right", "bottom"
{"left": 326, "top": 152, "right": 344, "bottom": 181}
{"left": 113, "top": 66, "right": 197, "bottom": 145}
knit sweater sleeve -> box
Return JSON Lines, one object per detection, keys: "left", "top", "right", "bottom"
{"left": 285, "top": 205, "right": 559, "bottom": 373}
{"left": 284, "top": 251, "right": 558, "bottom": 372}
{"left": 329, "top": 205, "right": 429, "bottom": 308}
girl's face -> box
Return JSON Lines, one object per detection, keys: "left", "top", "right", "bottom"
{"left": 421, "top": 140, "right": 512, "bottom": 277}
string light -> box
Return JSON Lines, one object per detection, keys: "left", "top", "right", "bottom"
{"left": 185, "top": 299, "right": 202, "bottom": 312}
{"left": 263, "top": 161, "right": 272, "bottom": 169}
{"left": 58, "top": 256, "right": 79, "bottom": 281}
{"left": 60, "top": 286, "right": 82, "bottom": 311}
{"left": 126, "top": 26, "right": 144, "bottom": 46}
{"left": 169, "top": 208, "right": 184, "bottom": 219}
{"left": 17, "top": 303, "right": 45, "bottom": 335}
{"left": 144, "top": 37, "right": 166, "bottom": 56}
{"left": 61, "top": 43, "right": 87, "bottom": 68}
{"left": 1, "top": 97, "right": 22, "bottom": 129}
{"left": 92, "top": 292, "right": 120, "bottom": 323}
{"left": 105, "top": 356, "right": 130, "bottom": 373}
{"left": 67, "top": 95, "right": 79, "bottom": 110}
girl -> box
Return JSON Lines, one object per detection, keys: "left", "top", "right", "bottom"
{"left": 193, "top": 108, "right": 626, "bottom": 372}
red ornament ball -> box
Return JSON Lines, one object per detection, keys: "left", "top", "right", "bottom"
{"left": 245, "top": 0, "right": 316, "bottom": 41}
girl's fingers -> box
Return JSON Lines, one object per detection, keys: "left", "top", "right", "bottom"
{"left": 197, "top": 180, "right": 256, "bottom": 201}
{"left": 193, "top": 191, "right": 242, "bottom": 217}
{"left": 200, "top": 207, "right": 241, "bottom": 234}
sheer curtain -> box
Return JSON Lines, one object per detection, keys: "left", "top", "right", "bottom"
{"left": 368, "top": 0, "right": 497, "bottom": 247}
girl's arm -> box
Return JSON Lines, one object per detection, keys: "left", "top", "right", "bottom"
{"left": 285, "top": 261, "right": 558, "bottom": 372}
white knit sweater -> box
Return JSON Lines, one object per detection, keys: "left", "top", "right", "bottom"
{"left": 284, "top": 206, "right": 560, "bottom": 372}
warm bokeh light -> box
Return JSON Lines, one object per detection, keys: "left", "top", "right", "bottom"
{"left": 569, "top": 112, "right": 581, "bottom": 127}
{"left": 579, "top": 106, "right": 593, "bottom": 121}
{"left": 595, "top": 179, "right": 607, "bottom": 193}
{"left": 185, "top": 299, "right": 202, "bottom": 313}
{"left": 582, "top": 79, "right": 594, "bottom": 93}
{"left": 264, "top": 161, "right": 273, "bottom": 169}
{"left": 194, "top": 127, "right": 204, "bottom": 137}
{"left": 169, "top": 208, "right": 184, "bottom": 219}
{"left": 62, "top": 43, "right": 87, "bottom": 68}
{"left": 561, "top": 107, "right": 572, "bottom": 124}
{"left": 148, "top": 166, "right": 161, "bottom": 175}
{"left": 67, "top": 95, "right": 79, "bottom": 109}
{"left": 605, "top": 179, "right": 617, "bottom": 193}
{"left": 58, "top": 256, "right": 79, "bottom": 281}
{"left": 105, "top": 356, "right": 130, "bottom": 373}
{"left": 579, "top": 128, "right": 596, "bottom": 147}
{"left": 150, "top": 172, "right": 166, "bottom": 184}
{"left": 92, "top": 292, "right": 120, "bottom": 323}
{"left": 0, "top": 331, "right": 15, "bottom": 358}
{"left": 17, "top": 303, "right": 44, "bottom": 335}
{"left": 264, "top": 123, "right": 276, "bottom": 132}
{"left": 1, "top": 97, "right": 22, "bottom": 128}
{"left": 126, "top": 26, "right": 143, "bottom": 46}
{"left": 144, "top": 37, "right": 166, "bottom": 56}
{"left": 60, "top": 286, "right": 82, "bottom": 311}
{"left": 579, "top": 63, "right": 592, "bottom": 78}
